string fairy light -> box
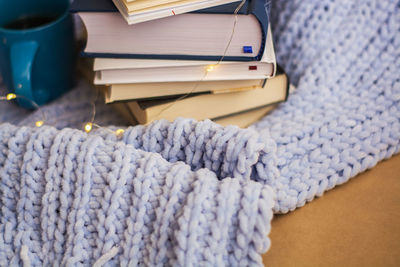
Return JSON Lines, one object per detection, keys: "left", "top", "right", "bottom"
{"left": 84, "top": 122, "right": 93, "bottom": 133}
{"left": 35, "top": 120, "right": 44, "bottom": 127}
{"left": 0, "top": 91, "right": 125, "bottom": 135}
{"left": 0, "top": 0, "right": 247, "bottom": 134}
{"left": 80, "top": 84, "right": 126, "bottom": 135}
{"left": 206, "top": 65, "right": 216, "bottom": 72}
{"left": 0, "top": 93, "right": 47, "bottom": 128}
{"left": 6, "top": 93, "right": 16, "bottom": 100}
{"left": 151, "top": 0, "right": 247, "bottom": 121}
{"left": 115, "top": 128, "right": 125, "bottom": 136}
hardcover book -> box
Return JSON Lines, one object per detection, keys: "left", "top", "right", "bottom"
{"left": 93, "top": 25, "right": 276, "bottom": 84}
{"left": 113, "top": 102, "right": 279, "bottom": 127}
{"left": 104, "top": 79, "right": 266, "bottom": 103}
{"left": 71, "top": 0, "right": 270, "bottom": 61}
{"left": 127, "top": 71, "right": 289, "bottom": 124}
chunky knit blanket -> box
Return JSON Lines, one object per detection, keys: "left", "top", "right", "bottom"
{"left": 0, "top": 0, "right": 399, "bottom": 266}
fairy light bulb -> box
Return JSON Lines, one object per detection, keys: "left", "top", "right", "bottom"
{"left": 206, "top": 65, "right": 216, "bottom": 72}
{"left": 35, "top": 120, "right": 44, "bottom": 127}
{"left": 115, "top": 128, "right": 125, "bottom": 136}
{"left": 6, "top": 93, "right": 16, "bottom": 100}
{"left": 84, "top": 122, "right": 93, "bottom": 133}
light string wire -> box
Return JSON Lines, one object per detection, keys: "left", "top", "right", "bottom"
{"left": 84, "top": 83, "right": 126, "bottom": 136}
{"left": 0, "top": 0, "right": 247, "bottom": 135}
{"left": 0, "top": 93, "right": 47, "bottom": 127}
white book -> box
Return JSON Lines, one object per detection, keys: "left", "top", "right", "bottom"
{"left": 78, "top": 12, "right": 263, "bottom": 59}
{"left": 93, "top": 25, "right": 276, "bottom": 84}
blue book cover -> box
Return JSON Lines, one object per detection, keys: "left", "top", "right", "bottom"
{"left": 71, "top": 0, "right": 270, "bottom": 61}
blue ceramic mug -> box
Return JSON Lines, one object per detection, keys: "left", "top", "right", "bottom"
{"left": 0, "top": 0, "right": 75, "bottom": 108}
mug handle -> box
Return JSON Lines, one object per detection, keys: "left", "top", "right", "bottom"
{"left": 10, "top": 41, "right": 38, "bottom": 108}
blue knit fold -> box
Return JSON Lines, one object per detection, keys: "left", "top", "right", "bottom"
{"left": 0, "top": 124, "right": 275, "bottom": 266}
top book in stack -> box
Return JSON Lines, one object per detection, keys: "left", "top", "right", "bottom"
{"left": 113, "top": 0, "right": 244, "bottom": 25}
{"left": 71, "top": 0, "right": 270, "bottom": 61}
{"left": 71, "top": 0, "right": 252, "bottom": 25}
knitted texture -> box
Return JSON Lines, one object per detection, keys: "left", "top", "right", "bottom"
{"left": 0, "top": 0, "right": 400, "bottom": 265}
{"left": 0, "top": 124, "right": 275, "bottom": 266}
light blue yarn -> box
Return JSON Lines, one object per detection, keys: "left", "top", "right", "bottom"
{"left": 0, "top": 124, "right": 275, "bottom": 266}
{"left": 0, "top": 0, "right": 399, "bottom": 265}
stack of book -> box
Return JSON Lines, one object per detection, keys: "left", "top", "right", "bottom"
{"left": 71, "top": 0, "right": 290, "bottom": 127}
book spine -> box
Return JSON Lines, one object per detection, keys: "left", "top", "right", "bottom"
{"left": 81, "top": 52, "right": 261, "bottom": 62}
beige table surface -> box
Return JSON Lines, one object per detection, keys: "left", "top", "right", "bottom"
{"left": 263, "top": 154, "right": 400, "bottom": 267}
